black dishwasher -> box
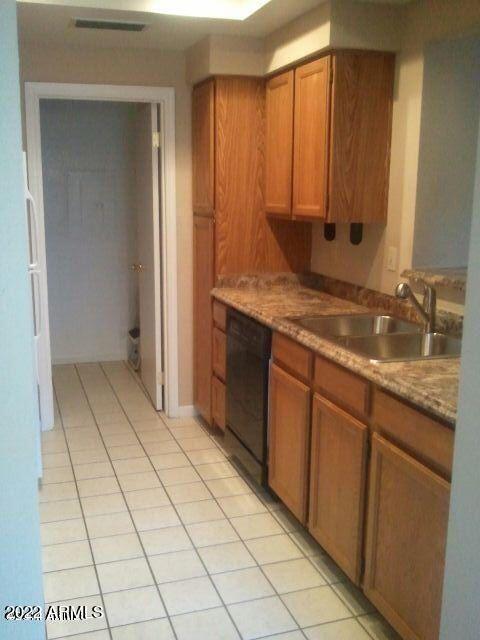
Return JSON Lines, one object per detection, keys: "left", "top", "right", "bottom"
{"left": 225, "top": 308, "right": 272, "bottom": 487}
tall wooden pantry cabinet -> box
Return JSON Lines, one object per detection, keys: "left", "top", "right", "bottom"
{"left": 192, "top": 76, "right": 311, "bottom": 424}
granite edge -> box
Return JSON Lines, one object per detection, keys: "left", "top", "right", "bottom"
{"left": 216, "top": 271, "right": 463, "bottom": 336}
{"left": 212, "top": 287, "right": 457, "bottom": 425}
{"left": 402, "top": 267, "right": 467, "bottom": 293}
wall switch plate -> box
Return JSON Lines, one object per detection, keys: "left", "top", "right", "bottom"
{"left": 387, "top": 246, "right": 398, "bottom": 272}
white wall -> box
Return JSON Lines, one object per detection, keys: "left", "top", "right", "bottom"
{"left": 41, "top": 99, "right": 138, "bottom": 363}
{"left": 440, "top": 113, "right": 480, "bottom": 639}
{"left": 413, "top": 36, "right": 480, "bottom": 268}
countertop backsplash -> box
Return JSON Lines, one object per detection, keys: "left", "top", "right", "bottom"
{"left": 216, "top": 271, "right": 463, "bottom": 337}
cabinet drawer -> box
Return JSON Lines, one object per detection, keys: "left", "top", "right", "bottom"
{"left": 314, "top": 356, "right": 369, "bottom": 419}
{"left": 212, "top": 375, "right": 226, "bottom": 431}
{"left": 372, "top": 388, "right": 454, "bottom": 479}
{"left": 212, "top": 328, "right": 226, "bottom": 381}
{"left": 272, "top": 332, "right": 312, "bottom": 382}
{"left": 213, "top": 300, "right": 227, "bottom": 331}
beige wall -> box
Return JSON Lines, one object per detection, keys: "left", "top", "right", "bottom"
{"left": 413, "top": 35, "right": 480, "bottom": 269}
{"left": 19, "top": 43, "right": 194, "bottom": 408}
{"left": 264, "top": 2, "right": 330, "bottom": 74}
{"left": 311, "top": 0, "right": 480, "bottom": 306}
{"left": 184, "top": 0, "right": 479, "bottom": 312}
{"left": 185, "top": 34, "right": 265, "bottom": 84}
{"left": 22, "top": 0, "right": 480, "bottom": 409}
{"left": 185, "top": 0, "right": 402, "bottom": 83}
{"left": 329, "top": 0, "right": 403, "bottom": 52}
{"left": 185, "top": 37, "right": 211, "bottom": 85}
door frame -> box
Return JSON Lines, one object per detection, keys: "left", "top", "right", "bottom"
{"left": 25, "top": 82, "right": 180, "bottom": 418}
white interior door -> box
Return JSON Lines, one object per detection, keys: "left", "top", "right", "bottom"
{"left": 135, "top": 103, "right": 163, "bottom": 410}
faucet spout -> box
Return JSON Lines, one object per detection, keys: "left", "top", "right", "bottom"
{"left": 395, "top": 281, "right": 436, "bottom": 333}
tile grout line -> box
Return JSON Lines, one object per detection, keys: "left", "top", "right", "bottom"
{"left": 112, "top": 362, "right": 355, "bottom": 638}
{"left": 50, "top": 379, "right": 114, "bottom": 640}
{"left": 114, "top": 364, "right": 311, "bottom": 637}
{"left": 177, "top": 419, "right": 375, "bottom": 635}
{"left": 50, "top": 362, "right": 383, "bottom": 640}
{"left": 97, "top": 361, "right": 249, "bottom": 640}
{"left": 73, "top": 363, "right": 180, "bottom": 640}
{"left": 191, "top": 419, "right": 380, "bottom": 635}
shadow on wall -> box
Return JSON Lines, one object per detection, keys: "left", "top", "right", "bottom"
{"left": 413, "top": 35, "right": 480, "bottom": 269}
{"left": 310, "top": 222, "right": 387, "bottom": 292}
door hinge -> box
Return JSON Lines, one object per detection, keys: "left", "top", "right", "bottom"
{"left": 157, "top": 371, "right": 164, "bottom": 385}
{"left": 152, "top": 131, "right": 161, "bottom": 149}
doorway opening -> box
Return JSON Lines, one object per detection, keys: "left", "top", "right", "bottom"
{"left": 25, "top": 83, "right": 179, "bottom": 429}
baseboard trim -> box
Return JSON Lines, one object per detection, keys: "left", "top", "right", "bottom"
{"left": 52, "top": 354, "right": 127, "bottom": 365}
{"left": 172, "top": 404, "right": 198, "bottom": 418}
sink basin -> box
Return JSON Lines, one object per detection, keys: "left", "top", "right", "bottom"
{"left": 291, "top": 314, "right": 421, "bottom": 338}
{"left": 334, "top": 332, "right": 462, "bottom": 363}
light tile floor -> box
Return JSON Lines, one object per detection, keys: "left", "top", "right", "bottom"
{"left": 39, "top": 361, "right": 400, "bottom": 640}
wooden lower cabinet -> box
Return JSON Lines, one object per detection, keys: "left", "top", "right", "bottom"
{"left": 268, "top": 362, "right": 311, "bottom": 524}
{"left": 364, "top": 433, "right": 450, "bottom": 640}
{"left": 257, "top": 328, "right": 452, "bottom": 640}
{"left": 212, "top": 327, "right": 226, "bottom": 381}
{"left": 308, "top": 394, "right": 368, "bottom": 584}
{"left": 211, "top": 375, "right": 226, "bottom": 431}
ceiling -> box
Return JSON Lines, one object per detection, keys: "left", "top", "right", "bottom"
{"left": 17, "top": 0, "right": 414, "bottom": 52}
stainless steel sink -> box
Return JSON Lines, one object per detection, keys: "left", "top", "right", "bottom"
{"left": 291, "top": 314, "right": 422, "bottom": 338}
{"left": 333, "top": 332, "right": 462, "bottom": 363}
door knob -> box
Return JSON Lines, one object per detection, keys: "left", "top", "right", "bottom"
{"left": 130, "top": 263, "right": 144, "bottom": 272}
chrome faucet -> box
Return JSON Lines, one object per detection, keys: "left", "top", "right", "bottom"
{"left": 395, "top": 281, "right": 436, "bottom": 333}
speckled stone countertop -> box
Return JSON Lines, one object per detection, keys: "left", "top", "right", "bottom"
{"left": 402, "top": 267, "right": 467, "bottom": 293}
{"left": 212, "top": 284, "right": 459, "bottom": 425}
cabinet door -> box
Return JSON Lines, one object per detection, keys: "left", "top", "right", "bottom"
{"left": 364, "top": 433, "right": 450, "bottom": 640}
{"left": 329, "top": 52, "right": 394, "bottom": 223}
{"left": 193, "top": 216, "right": 214, "bottom": 423}
{"left": 292, "top": 56, "right": 331, "bottom": 219}
{"left": 308, "top": 395, "right": 368, "bottom": 584}
{"left": 212, "top": 327, "right": 226, "bottom": 382}
{"left": 212, "top": 375, "right": 226, "bottom": 431}
{"left": 192, "top": 79, "right": 215, "bottom": 215}
{"left": 265, "top": 71, "right": 294, "bottom": 216}
{"left": 268, "top": 363, "right": 311, "bottom": 523}
{"left": 215, "top": 77, "right": 265, "bottom": 274}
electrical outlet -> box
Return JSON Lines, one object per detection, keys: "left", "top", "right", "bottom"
{"left": 386, "top": 246, "right": 398, "bottom": 272}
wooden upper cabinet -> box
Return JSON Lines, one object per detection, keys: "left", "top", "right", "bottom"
{"left": 364, "top": 433, "right": 450, "bottom": 640}
{"left": 192, "top": 79, "right": 215, "bottom": 215}
{"left": 214, "top": 77, "right": 266, "bottom": 275}
{"left": 308, "top": 395, "right": 368, "bottom": 584}
{"left": 268, "top": 363, "right": 311, "bottom": 524}
{"left": 266, "top": 51, "right": 394, "bottom": 223}
{"left": 193, "top": 215, "right": 214, "bottom": 423}
{"left": 292, "top": 56, "right": 331, "bottom": 220}
{"left": 265, "top": 71, "right": 294, "bottom": 216}
{"left": 329, "top": 52, "right": 395, "bottom": 223}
